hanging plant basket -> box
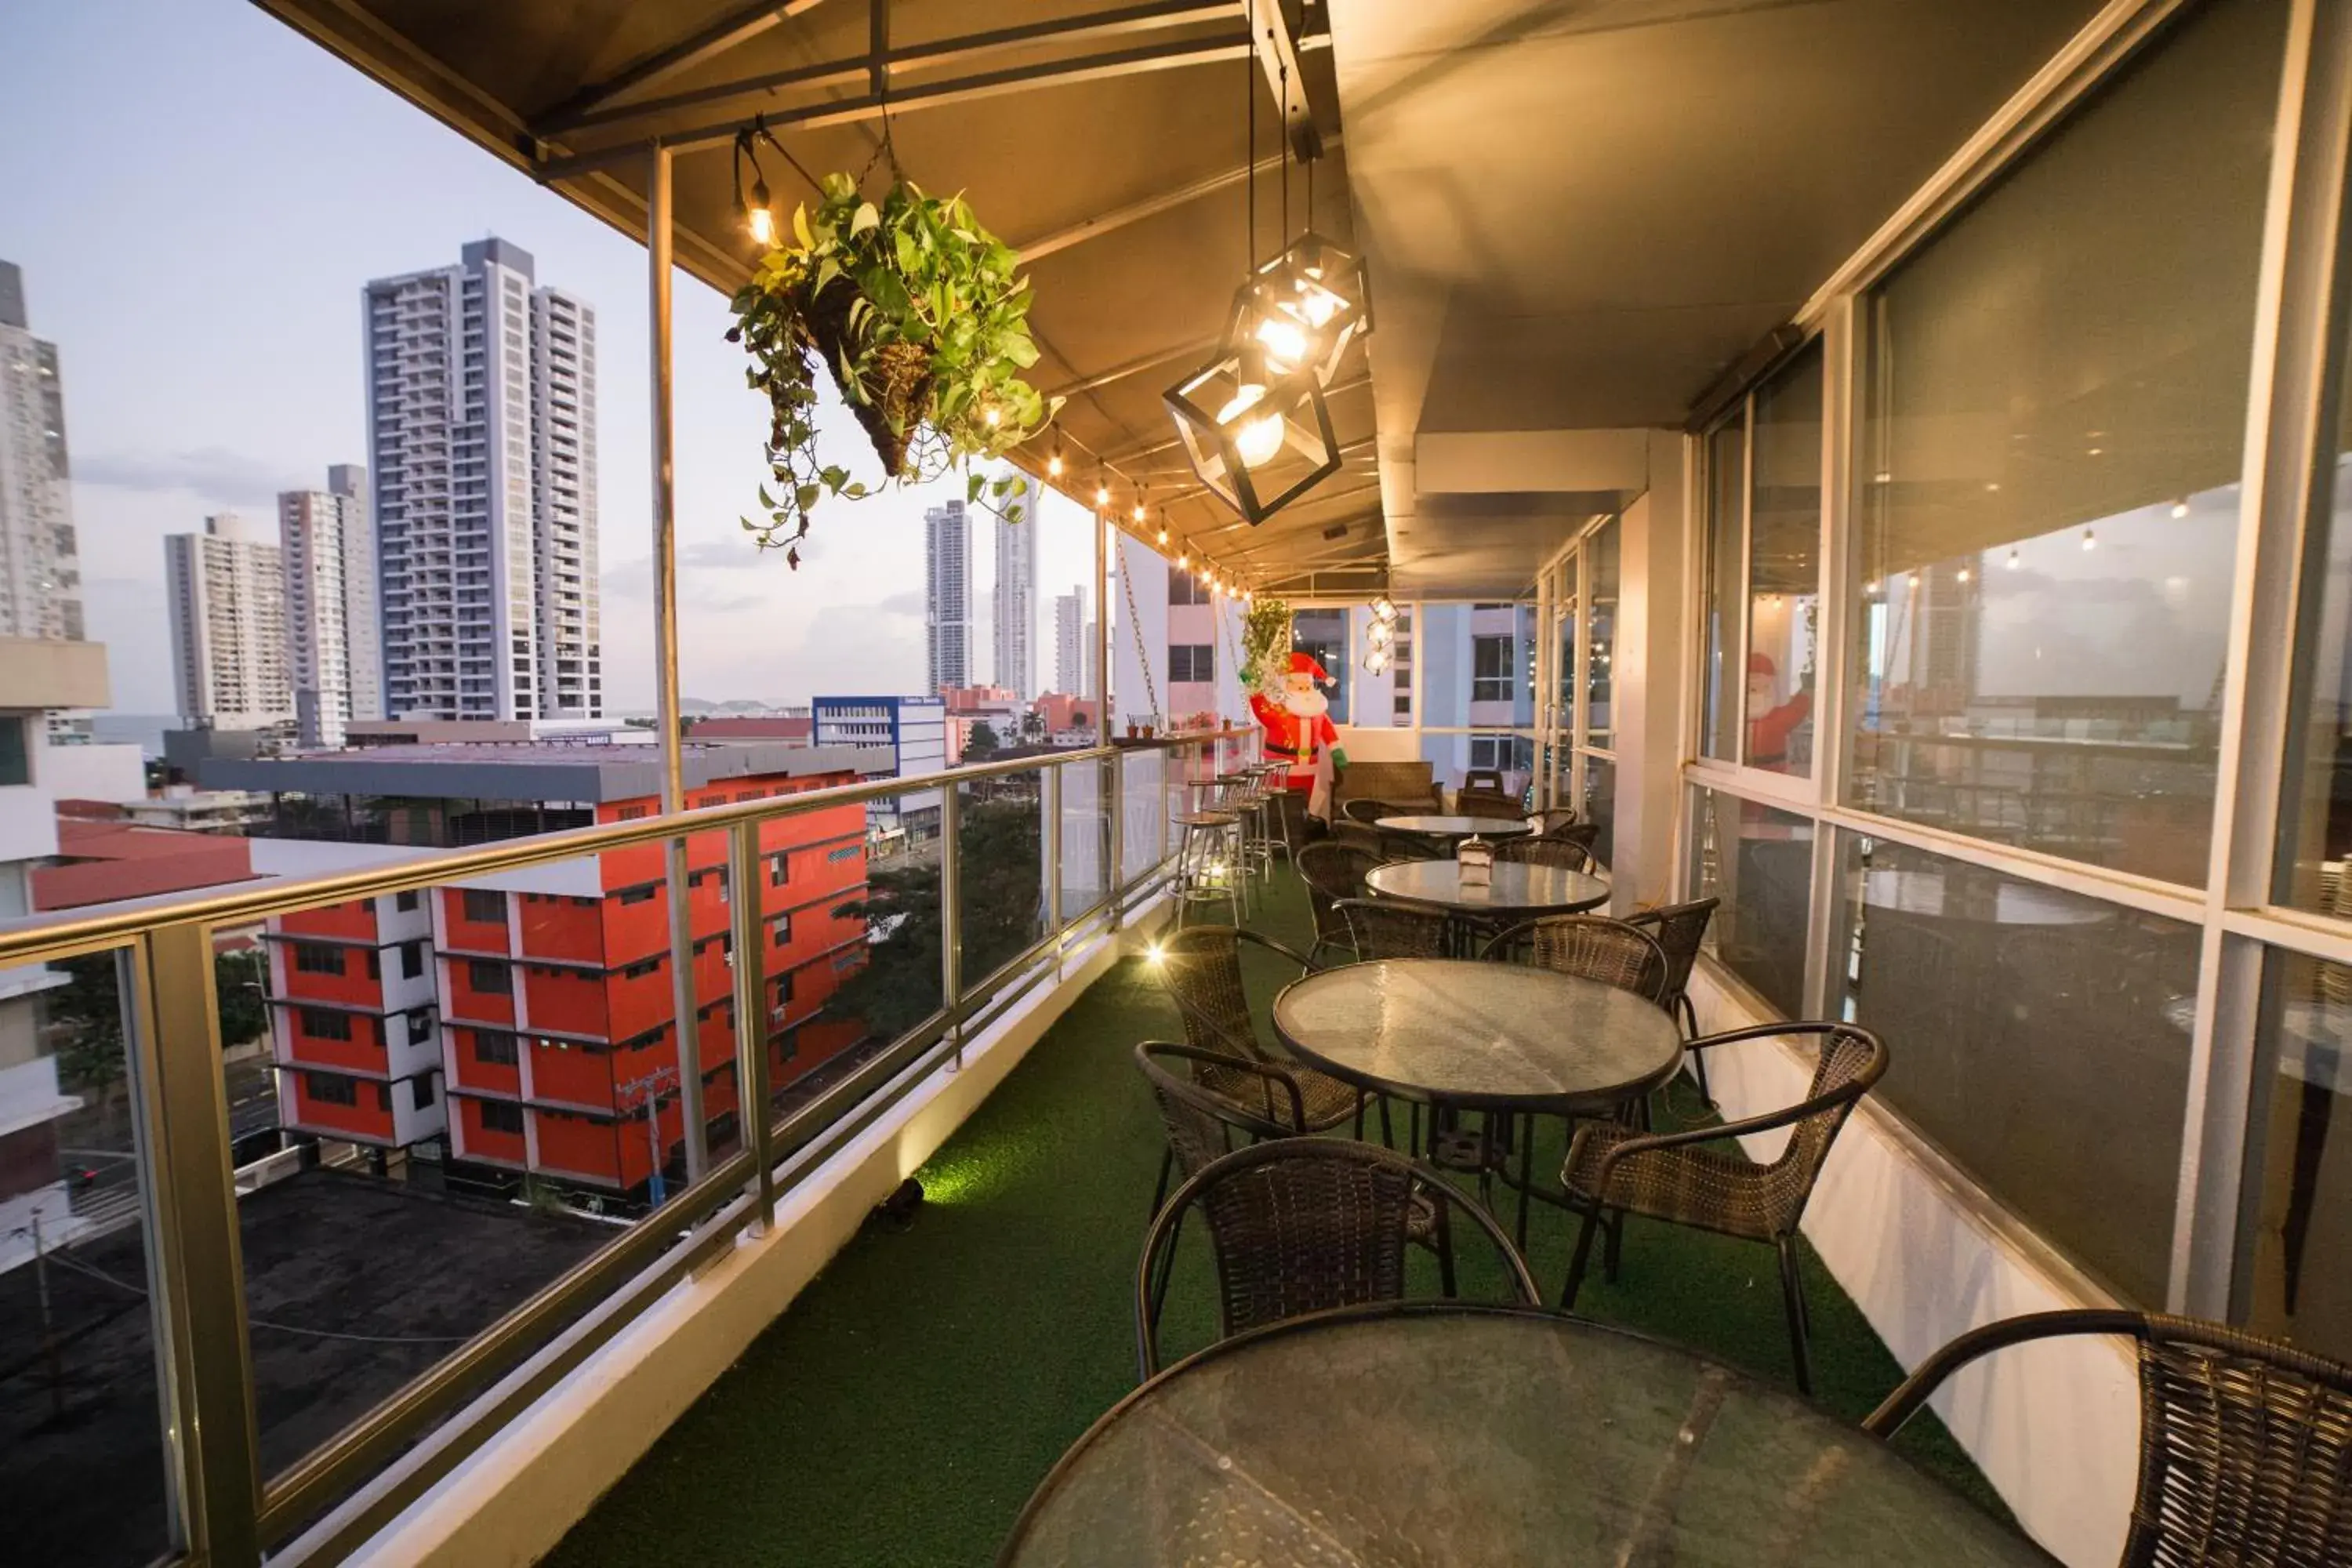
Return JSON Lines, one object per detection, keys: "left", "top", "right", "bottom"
{"left": 728, "top": 172, "right": 1061, "bottom": 565}
{"left": 1240, "top": 596, "right": 1293, "bottom": 694}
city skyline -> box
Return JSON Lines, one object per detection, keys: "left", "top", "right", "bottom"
{"left": 0, "top": 1, "right": 1098, "bottom": 724}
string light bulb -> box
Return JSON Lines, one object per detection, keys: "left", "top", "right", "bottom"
{"left": 2082, "top": 528, "right": 2098, "bottom": 552}
{"left": 1156, "top": 523, "right": 1170, "bottom": 546}
{"left": 2170, "top": 499, "right": 2189, "bottom": 519}
{"left": 1177, "top": 552, "right": 1189, "bottom": 569}
{"left": 1131, "top": 496, "right": 1147, "bottom": 524}
{"left": 2007, "top": 547, "right": 2021, "bottom": 570}
{"left": 1047, "top": 444, "right": 1065, "bottom": 479}
{"left": 1956, "top": 566, "right": 1972, "bottom": 583}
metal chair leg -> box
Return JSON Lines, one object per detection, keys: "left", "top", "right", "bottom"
{"left": 1777, "top": 1234, "right": 1813, "bottom": 1396}
{"left": 1602, "top": 1207, "right": 1625, "bottom": 1283}
{"left": 1149, "top": 1146, "right": 1173, "bottom": 1218}
{"left": 1561, "top": 1201, "right": 1602, "bottom": 1311}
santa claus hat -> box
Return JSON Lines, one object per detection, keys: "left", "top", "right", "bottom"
{"left": 1748, "top": 652, "right": 1777, "bottom": 678}
{"left": 1288, "top": 649, "right": 1331, "bottom": 684}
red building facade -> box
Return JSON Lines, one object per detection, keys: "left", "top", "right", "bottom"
{"left": 256, "top": 742, "right": 881, "bottom": 1197}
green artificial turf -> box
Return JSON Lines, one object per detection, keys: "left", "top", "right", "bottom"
{"left": 545, "top": 873, "right": 2004, "bottom": 1567}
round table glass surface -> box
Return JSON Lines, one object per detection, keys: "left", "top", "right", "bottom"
{"left": 1365, "top": 857, "right": 1610, "bottom": 915}
{"left": 1375, "top": 814, "right": 1534, "bottom": 837}
{"left": 1000, "top": 1305, "right": 2055, "bottom": 1568}
{"left": 1272, "top": 958, "right": 1679, "bottom": 1111}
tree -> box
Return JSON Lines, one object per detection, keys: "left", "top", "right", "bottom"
{"left": 964, "top": 720, "right": 1002, "bottom": 760}
{"left": 49, "top": 955, "right": 127, "bottom": 1134}
{"left": 1019, "top": 709, "right": 1046, "bottom": 743}
{"left": 215, "top": 948, "right": 268, "bottom": 1048}
{"left": 824, "top": 797, "right": 1042, "bottom": 1045}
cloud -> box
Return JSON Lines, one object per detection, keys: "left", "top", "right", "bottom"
{"left": 75, "top": 446, "right": 313, "bottom": 508}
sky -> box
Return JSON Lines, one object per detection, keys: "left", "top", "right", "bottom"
{"left": 0, "top": 0, "right": 1102, "bottom": 717}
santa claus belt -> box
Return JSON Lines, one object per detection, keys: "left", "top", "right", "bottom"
{"left": 1266, "top": 742, "right": 1309, "bottom": 759}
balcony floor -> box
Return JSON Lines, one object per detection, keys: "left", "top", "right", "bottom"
{"left": 547, "top": 873, "right": 1998, "bottom": 1566}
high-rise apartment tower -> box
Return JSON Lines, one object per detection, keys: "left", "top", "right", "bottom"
{"left": 364, "top": 238, "right": 599, "bottom": 722}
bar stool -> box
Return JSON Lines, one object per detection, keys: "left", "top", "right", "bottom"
{"left": 1218, "top": 771, "right": 1275, "bottom": 900}
{"left": 1172, "top": 779, "right": 1244, "bottom": 927}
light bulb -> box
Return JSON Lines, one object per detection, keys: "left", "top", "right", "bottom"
{"left": 746, "top": 203, "right": 778, "bottom": 246}
{"left": 1907, "top": 572, "right": 1920, "bottom": 588}
{"left": 1131, "top": 502, "right": 1146, "bottom": 523}
{"left": 2170, "top": 499, "right": 2189, "bottom": 519}
{"left": 2006, "top": 548, "right": 2020, "bottom": 570}
{"left": 1370, "top": 596, "right": 1398, "bottom": 624}
{"left": 1218, "top": 384, "right": 1286, "bottom": 468}
{"left": 1156, "top": 527, "right": 1169, "bottom": 546}
{"left": 1047, "top": 451, "right": 1065, "bottom": 478}
{"left": 1296, "top": 284, "right": 1341, "bottom": 328}
{"left": 1956, "top": 567, "right": 1971, "bottom": 583}
{"left": 1254, "top": 316, "right": 1308, "bottom": 372}
{"left": 1094, "top": 483, "right": 1110, "bottom": 506}
{"left": 982, "top": 406, "right": 1001, "bottom": 429}
{"left": 2082, "top": 529, "right": 2097, "bottom": 552}
{"left": 1367, "top": 619, "right": 1392, "bottom": 648}
{"left": 1178, "top": 553, "right": 1189, "bottom": 569}
{"left": 1864, "top": 579, "right": 1880, "bottom": 595}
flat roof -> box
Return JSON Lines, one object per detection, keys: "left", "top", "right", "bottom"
{"left": 201, "top": 741, "right": 889, "bottom": 805}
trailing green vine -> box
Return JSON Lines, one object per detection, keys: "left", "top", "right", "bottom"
{"left": 727, "top": 172, "right": 1062, "bottom": 566}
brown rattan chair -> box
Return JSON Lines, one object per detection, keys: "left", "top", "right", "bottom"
{"left": 1331, "top": 818, "right": 1388, "bottom": 858}
{"left": 1454, "top": 787, "right": 1525, "bottom": 821}
{"left": 1134, "top": 1040, "right": 1308, "bottom": 1218}
{"left": 1494, "top": 833, "right": 1597, "bottom": 875}
{"left": 1481, "top": 914, "right": 1670, "bottom": 1003}
{"left": 1134, "top": 1138, "right": 1541, "bottom": 1376}
{"left": 1461, "top": 767, "right": 1507, "bottom": 793}
{"left": 1531, "top": 807, "right": 1581, "bottom": 835}
{"left": 1341, "top": 797, "right": 1403, "bottom": 825}
{"left": 1624, "top": 896, "right": 1721, "bottom": 1102}
{"left": 1561, "top": 1021, "right": 1888, "bottom": 1394}
{"left": 1335, "top": 897, "right": 1453, "bottom": 960}
{"left": 1152, "top": 925, "right": 1365, "bottom": 1135}
{"left": 1864, "top": 1310, "right": 2352, "bottom": 1567}
{"left": 1294, "top": 840, "right": 1382, "bottom": 966}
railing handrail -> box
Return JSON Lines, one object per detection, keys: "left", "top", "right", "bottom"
{"left": 0, "top": 727, "right": 1256, "bottom": 967}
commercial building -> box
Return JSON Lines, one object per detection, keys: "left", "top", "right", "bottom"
{"left": 279, "top": 464, "right": 381, "bottom": 746}
{"left": 365, "top": 238, "right": 600, "bottom": 724}
{"left": 0, "top": 260, "right": 83, "bottom": 643}
{"left": 811, "top": 695, "right": 945, "bottom": 842}
{"left": 939, "top": 684, "right": 1023, "bottom": 760}
{"left": 223, "top": 742, "right": 880, "bottom": 1195}
{"left": 924, "top": 499, "right": 969, "bottom": 695}
{"left": 990, "top": 476, "right": 1039, "bottom": 702}
{"left": 164, "top": 513, "right": 293, "bottom": 731}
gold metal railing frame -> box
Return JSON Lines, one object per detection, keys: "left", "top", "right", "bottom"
{"left": 8, "top": 727, "right": 1256, "bottom": 1567}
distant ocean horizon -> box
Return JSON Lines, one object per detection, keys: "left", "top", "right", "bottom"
{"left": 89, "top": 712, "right": 176, "bottom": 758}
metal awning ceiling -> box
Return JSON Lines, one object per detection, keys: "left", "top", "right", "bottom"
{"left": 252, "top": 0, "right": 1389, "bottom": 597}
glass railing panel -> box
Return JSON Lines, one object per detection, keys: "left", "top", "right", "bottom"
{"left": 1120, "top": 745, "right": 1168, "bottom": 886}
{"left": 2, "top": 942, "right": 176, "bottom": 1568}
{"left": 2241, "top": 948, "right": 2352, "bottom": 1355}
{"left": 1057, "top": 757, "right": 1110, "bottom": 924}
{"left": 223, "top": 834, "right": 735, "bottom": 1541}
{"left": 956, "top": 769, "right": 1048, "bottom": 990}
{"left": 1686, "top": 785, "right": 1813, "bottom": 1016}
{"left": 782, "top": 784, "right": 944, "bottom": 1120}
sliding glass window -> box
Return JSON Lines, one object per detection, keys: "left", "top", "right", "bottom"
{"left": 1700, "top": 419, "right": 1745, "bottom": 761}
{"left": 1744, "top": 345, "right": 1822, "bottom": 776}
{"left": 1843, "top": 0, "right": 2281, "bottom": 884}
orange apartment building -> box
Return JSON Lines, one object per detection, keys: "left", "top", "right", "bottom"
{"left": 240, "top": 741, "right": 886, "bottom": 1199}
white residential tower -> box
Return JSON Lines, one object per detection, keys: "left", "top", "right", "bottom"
{"left": 165, "top": 513, "right": 292, "bottom": 730}
{"left": 280, "top": 464, "right": 381, "bottom": 746}
{"left": 991, "top": 475, "right": 1039, "bottom": 702}
{"left": 925, "top": 499, "right": 970, "bottom": 695}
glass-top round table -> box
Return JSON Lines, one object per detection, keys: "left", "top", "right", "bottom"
{"left": 1374, "top": 814, "right": 1534, "bottom": 841}
{"left": 999, "top": 1304, "right": 2055, "bottom": 1568}
{"left": 1272, "top": 958, "right": 1679, "bottom": 1113}
{"left": 1367, "top": 857, "right": 1610, "bottom": 918}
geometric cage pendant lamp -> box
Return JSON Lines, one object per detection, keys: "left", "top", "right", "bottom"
{"left": 1223, "top": 230, "right": 1372, "bottom": 387}
{"left": 1163, "top": 341, "right": 1341, "bottom": 526}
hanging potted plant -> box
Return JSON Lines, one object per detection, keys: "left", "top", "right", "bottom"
{"left": 728, "top": 170, "right": 1062, "bottom": 565}
{"left": 1239, "top": 595, "right": 1293, "bottom": 697}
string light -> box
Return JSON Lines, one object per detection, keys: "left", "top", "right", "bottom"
{"left": 1177, "top": 552, "right": 1189, "bottom": 569}
{"left": 2170, "top": 499, "right": 2189, "bottom": 519}
{"left": 1094, "top": 476, "right": 1111, "bottom": 508}
{"left": 2007, "top": 547, "right": 2021, "bottom": 570}
{"left": 2082, "top": 528, "right": 2098, "bottom": 552}
{"left": 1956, "top": 566, "right": 1972, "bottom": 583}
{"left": 1047, "top": 442, "right": 1065, "bottom": 479}
{"left": 1156, "top": 523, "right": 1170, "bottom": 546}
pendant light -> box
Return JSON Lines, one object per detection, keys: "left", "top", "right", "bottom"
{"left": 1163, "top": 53, "right": 1340, "bottom": 526}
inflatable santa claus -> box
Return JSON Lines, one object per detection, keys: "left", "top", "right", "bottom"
{"left": 1250, "top": 650, "right": 1345, "bottom": 816}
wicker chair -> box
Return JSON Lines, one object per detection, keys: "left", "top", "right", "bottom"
{"left": 1294, "top": 841, "right": 1382, "bottom": 966}
{"left": 1152, "top": 926, "right": 1364, "bottom": 1134}
{"left": 1461, "top": 767, "right": 1507, "bottom": 793}
{"left": 1864, "top": 1310, "right": 2352, "bottom": 1567}
{"left": 1341, "top": 797, "right": 1403, "bottom": 825}
{"left": 1454, "top": 787, "right": 1525, "bottom": 821}
{"left": 1531, "top": 807, "right": 1581, "bottom": 835}
{"left": 1494, "top": 833, "right": 1598, "bottom": 875}
{"left": 1331, "top": 818, "right": 1388, "bottom": 858}
{"left": 1134, "top": 1139, "right": 1541, "bottom": 1376}
{"left": 1134, "top": 1040, "right": 1308, "bottom": 1218}
{"left": 1624, "top": 896, "right": 1721, "bottom": 1102}
{"left": 1561, "top": 1022, "right": 1888, "bottom": 1393}
{"left": 1334, "top": 896, "right": 1453, "bottom": 960}
{"left": 1482, "top": 915, "right": 1669, "bottom": 1003}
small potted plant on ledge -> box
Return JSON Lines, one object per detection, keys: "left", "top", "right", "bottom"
{"left": 728, "top": 172, "right": 1062, "bottom": 565}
